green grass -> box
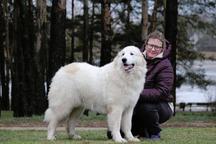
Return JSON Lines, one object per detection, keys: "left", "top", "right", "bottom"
{"left": 0, "top": 111, "right": 106, "bottom": 127}
{"left": 0, "top": 111, "right": 44, "bottom": 126}
{"left": 169, "top": 112, "right": 216, "bottom": 123}
{"left": 1, "top": 111, "right": 216, "bottom": 127}
{"left": 0, "top": 111, "right": 216, "bottom": 144}
{"left": 0, "top": 128, "right": 215, "bottom": 144}
{"left": 0, "top": 110, "right": 106, "bottom": 121}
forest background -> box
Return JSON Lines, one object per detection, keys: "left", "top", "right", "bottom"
{"left": 0, "top": 0, "right": 216, "bottom": 117}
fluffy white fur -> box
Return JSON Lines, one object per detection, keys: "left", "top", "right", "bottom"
{"left": 44, "top": 46, "right": 147, "bottom": 142}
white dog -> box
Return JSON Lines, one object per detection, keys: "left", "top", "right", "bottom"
{"left": 44, "top": 46, "right": 147, "bottom": 142}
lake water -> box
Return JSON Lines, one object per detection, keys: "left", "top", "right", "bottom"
{"left": 176, "top": 60, "right": 216, "bottom": 104}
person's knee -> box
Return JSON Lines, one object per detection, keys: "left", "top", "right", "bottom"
{"left": 159, "top": 111, "right": 172, "bottom": 123}
{"left": 158, "top": 103, "right": 172, "bottom": 123}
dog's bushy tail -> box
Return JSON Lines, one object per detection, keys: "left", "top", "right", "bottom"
{"left": 44, "top": 108, "right": 53, "bottom": 122}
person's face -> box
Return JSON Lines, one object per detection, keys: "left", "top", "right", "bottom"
{"left": 145, "top": 38, "right": 163, "bottom": 59}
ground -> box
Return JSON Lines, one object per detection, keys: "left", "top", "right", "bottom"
{"left": 0, "top": 111, "right": 215, "bottom": 144}
{"left": 0, "top": 111, "right": 215, "bottom": 128}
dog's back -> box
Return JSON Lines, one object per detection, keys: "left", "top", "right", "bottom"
{"left": 44, "top": 46, "right": 147, "bottom": 142}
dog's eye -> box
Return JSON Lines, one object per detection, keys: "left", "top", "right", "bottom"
{"left": 130, "top": 52, "right": 134, "bottom": 55}
{"left": 122, "top": 53, "right": 125, "bottom": 56}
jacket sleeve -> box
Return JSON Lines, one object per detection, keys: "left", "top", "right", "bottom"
{"left": 139, "top": 61, "right": 174, "bottom": 102}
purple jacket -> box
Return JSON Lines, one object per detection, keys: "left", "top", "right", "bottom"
{"left": 138, "top": 42, "right": 174, "bottom": 103}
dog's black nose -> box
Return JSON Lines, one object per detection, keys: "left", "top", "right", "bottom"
{"left": 122, "top": 58, "right": 127, "bottom": 63}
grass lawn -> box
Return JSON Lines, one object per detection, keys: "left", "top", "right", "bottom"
{"left": 0, "top": 111, "right": 216, "bottom": 143}
{"left": 0, "top": 111, "right": 107, "bottom": 127}
{"left": 0, "top": 111, "right": 216, "bottom": 127}
{"left": 0, "top": 128, "right": 215, "bottom": 144}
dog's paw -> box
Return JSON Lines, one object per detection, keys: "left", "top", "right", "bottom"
{"left": 128, "top": 137, "right": 140, "bottom": 142}
{"left": 73, "top": 134, "right": 82, "bottom": 139}
{"left": 114, "top": 138, "right": 127, "bottom": 143}
{"left": 69, "top": 134, "right": 82, "bottom": 140}
{"left": 47, "top": 135, "right": 56, "bottom": 140}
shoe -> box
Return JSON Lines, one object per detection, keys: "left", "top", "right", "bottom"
{"left": 150, "top": 133, "right": 160, "bottom": 140}
{"left": 136, "top": 129, "right": 150, "bottom": 138}
{"left": 143, "top": 128, "right": 150, "bottom": 138}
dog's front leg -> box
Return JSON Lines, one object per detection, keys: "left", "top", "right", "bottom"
{"left": 107, "top": 106, "right": 127, "bottom": 143}
{"left": 121, "top": 108, "right": 140, "bottom": 142}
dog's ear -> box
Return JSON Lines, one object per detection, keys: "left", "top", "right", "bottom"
{"left": 139, "top": 52, "right": 146, "bottom": 65}
{"left": 141, "top": 57, "right": 147, "bottom": 73}
{"left": 113, "top": 51, "right": 121, "bottom": 67}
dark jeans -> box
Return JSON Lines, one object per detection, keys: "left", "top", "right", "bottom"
{"left": 131, "top": 102, "right": 173, "bottom": 137}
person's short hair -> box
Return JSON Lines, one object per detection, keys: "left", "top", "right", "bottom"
{"left": 144, "top": 31, "right": 166, "bottom": 49}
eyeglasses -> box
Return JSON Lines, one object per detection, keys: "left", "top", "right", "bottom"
{"left": 146, "top": 43, "right": 163, "bottom": 51}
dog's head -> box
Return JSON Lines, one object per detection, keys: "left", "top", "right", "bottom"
{"left": 114, "top": 46, "right": 147, "bottom": 73}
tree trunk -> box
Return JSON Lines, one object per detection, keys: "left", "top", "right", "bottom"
{"left": 164, "top": 0, "right": 178, "bottom": 115}
{"left": 89, "top": 1, "right": 95, "bottom": 64}
{"left": 149, "top": 0, "right": 160, "bottom": 32}
{"left": 83, "top": 0, "right": 89, "bottom": 62}
{"left": 0, "top": 0, "right": 5, "bottom": 116}
{"left": 7, "top": 0, "right": 13, "bottom": 111}
{"left": 47, "top": 0, "right": 66, "bottom": 87}
{"left": 34, "top": 0, "right": 48, "bottom": 115}
{"left": 124, "top": 0, "right": 132, "bottom": 45}
{"left": 13, "top": 0, "right": 36, "bottom": 117}
{"left": 100, "top": 0, "right": 112, "bottom": 66}
{"left": 23, "top": 0, "right": 37, "bottom": 117}
{"left": 141, "top": 0, "right": 148, "bottom": 41}
{"left": 2, "top": 0, "right": 10, "bottom": 111}
{"left": 126, "top": 0, "right": 132, "bottom": 29}
{"left": 0, "top": 0, "right": 10, "bottom": 111}
{"left": 0, "top": 96, "right": 1, "bottom": 117}
{"left": 13, "top": 0, "right": 26, "bottom": 117}
{"left": 70, "top": 0, "right": 75, "bottom": 62}
{"left": 5, "top": 0, "right": 10, "bottom": 111}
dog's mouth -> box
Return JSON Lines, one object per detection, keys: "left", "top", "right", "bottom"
{"left": 123, "top": 63, "right": 135, "bottom": 72}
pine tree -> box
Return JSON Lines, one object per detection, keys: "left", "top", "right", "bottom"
{"left": 47, "top": 0, "right": 66, "bottom": 87}
{"left": 100, "top": 0, "right": 112, "bottom": 66}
